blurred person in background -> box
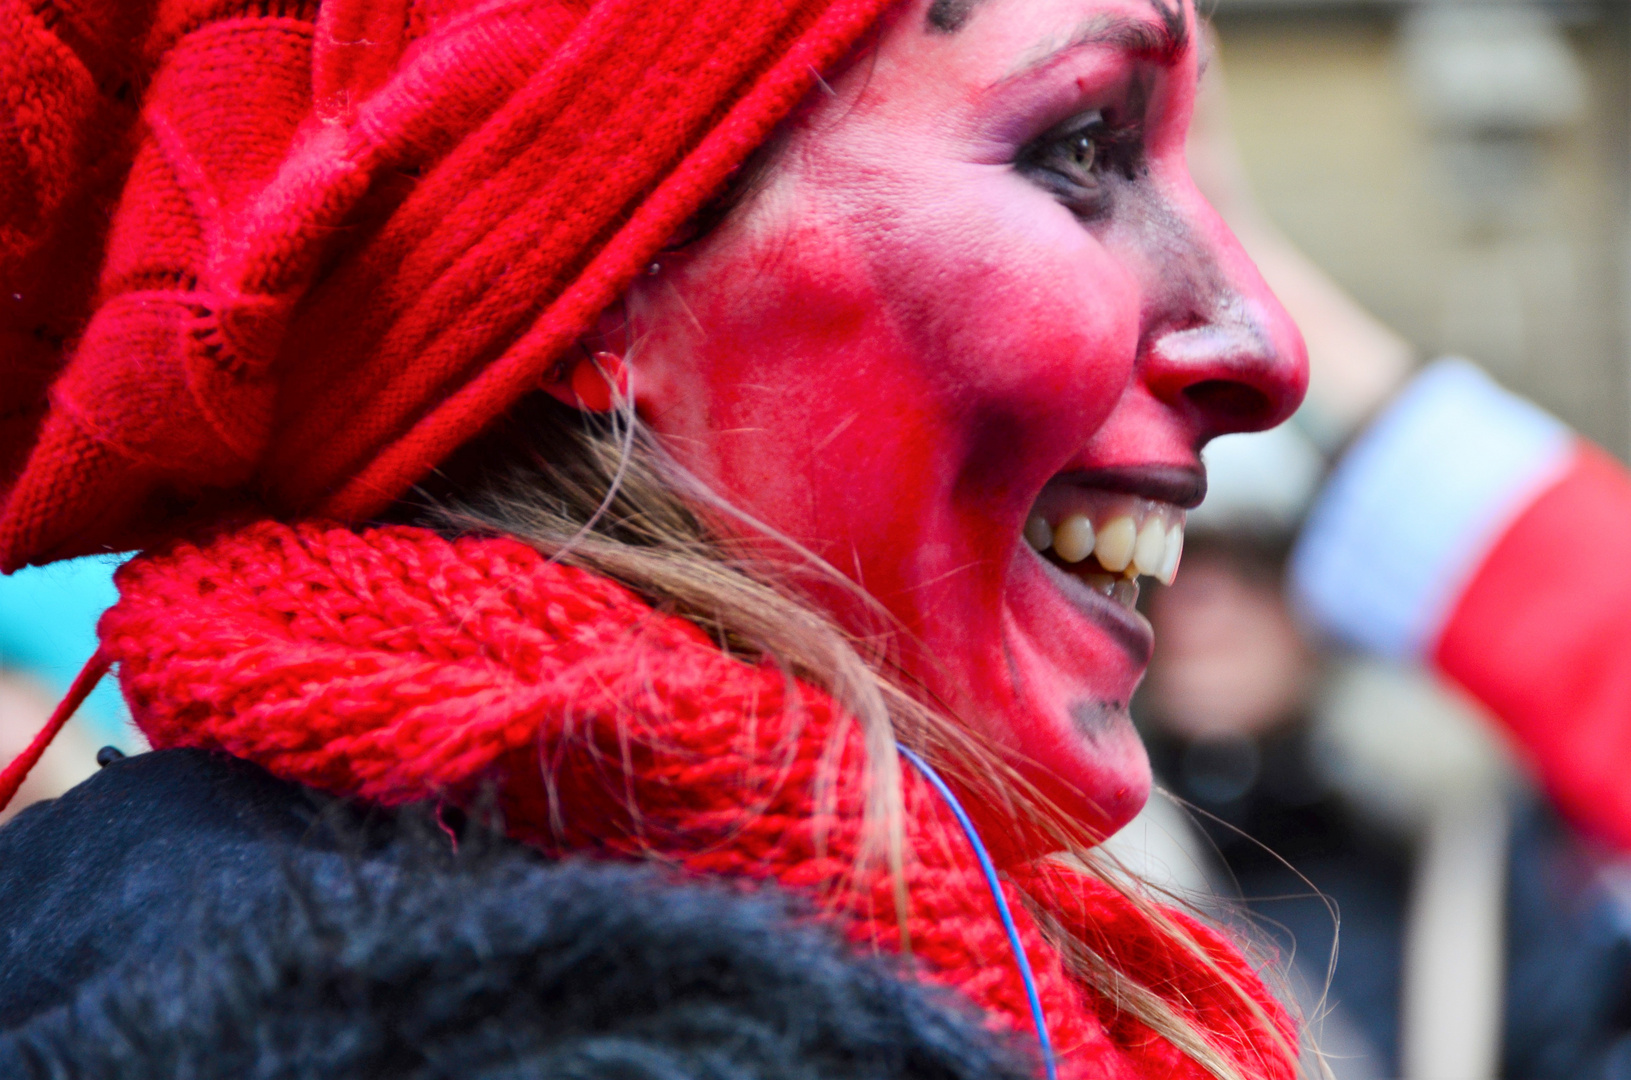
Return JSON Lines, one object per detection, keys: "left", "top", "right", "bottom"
{"left": 1134, "top": 484, "right": 1411, "bottom": 1080}
{"left": 1126, "top": 429, "right": 1631, "bottom": 1080}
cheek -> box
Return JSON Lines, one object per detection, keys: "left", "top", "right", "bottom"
{"left": 858, "top": 191, "right": 1143, "bottom": 491}
{"left": 632, "top": 204, "right": 932, "bottom": 536}
{"left": 635, "top": 172, "right": 1144, "bottom": 586}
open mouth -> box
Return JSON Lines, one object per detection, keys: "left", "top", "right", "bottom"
{"left": 1022, "top": 487, "right": 1186, "bottom": 612}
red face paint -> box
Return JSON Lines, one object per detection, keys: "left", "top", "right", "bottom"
{"left": 625, "top": 0, "right": 1307, "bottom": 853}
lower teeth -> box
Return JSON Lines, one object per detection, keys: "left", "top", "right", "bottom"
{"left": 1081, "top": 572, "right": 1140, "bottom": 607}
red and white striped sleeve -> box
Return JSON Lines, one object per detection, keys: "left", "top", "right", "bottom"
{"left": 1290, "top": 358, "right": 1631, "bottom": 850}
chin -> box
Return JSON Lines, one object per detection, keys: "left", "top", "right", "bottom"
{"left": 913, "top": 596, "right": 1155, "bottom": 865}
{"left": 980, "top": 685, "right": 1154, "bottom": 864}
{"left": 1027, "top": 694, "right": 1153, "bottom": 839}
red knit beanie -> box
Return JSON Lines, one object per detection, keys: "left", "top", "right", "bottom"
{"left": 0, "top": 0, "right": 896, "bottom": 572}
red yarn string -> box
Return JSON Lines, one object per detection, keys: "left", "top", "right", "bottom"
{"left": 0, "top": 648, "right": 112, "bottom": 815}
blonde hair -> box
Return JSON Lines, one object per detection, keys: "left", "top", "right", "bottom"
{"left": 428, "top": 389, "right": 1303, "bottom": 1080}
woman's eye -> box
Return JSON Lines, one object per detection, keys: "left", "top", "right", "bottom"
{"left": 1016, "top": 110, "right": 1141, "bottom": 218}
{"left": 1067, "top": 133, "right": 1096, "bottom": 173}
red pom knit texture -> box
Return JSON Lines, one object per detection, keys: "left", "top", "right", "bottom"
{"left": 101, "top": 521, "right": 1296, "bottom": 1080}
{"left": 0, "top": 0, "right": 896, "bottom": 570}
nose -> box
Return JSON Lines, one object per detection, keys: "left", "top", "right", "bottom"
{"left": 1142, "top": 306, "right": 1306, "bottom": 437}
{"left": 1138, "top": 219, "right": 1308, "bottom": 443}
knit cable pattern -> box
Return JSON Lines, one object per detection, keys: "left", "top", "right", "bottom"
{"left": 101, "top": 521, "right": 1297, "bottom": 1080}
{"left": 0, "top": 0, "right": 897, "bottom": 570}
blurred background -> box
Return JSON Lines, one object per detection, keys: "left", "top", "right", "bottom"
{"left": 1215, "top": 0, "right": 1629, "bottom": 454}
{"left": 5, "top": 1, "right": 1631, "bottom": 1077}
{"left": 0, "top": 556, "right": 137, "bottom": 826}
{"left": 1109, "top": 2, "right": 1631, "bottom": 1077}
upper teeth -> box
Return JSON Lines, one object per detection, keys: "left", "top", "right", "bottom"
{"left": 1023, "top": 502, "right": 1185, "bottom": 586}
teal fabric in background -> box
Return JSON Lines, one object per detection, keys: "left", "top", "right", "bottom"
{"left": 0, "top": 556, "right": 132, "bottom": 748}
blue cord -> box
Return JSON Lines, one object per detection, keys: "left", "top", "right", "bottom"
{"left": 897, "top": 746, "right": 1058, "bottom": 1080}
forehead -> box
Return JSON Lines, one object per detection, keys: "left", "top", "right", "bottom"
{"left": 909, "top": 0, "right": 1195, "bottom": 93}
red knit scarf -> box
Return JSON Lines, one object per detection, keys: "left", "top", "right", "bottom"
{"left": 98, "top": 520, "right": 1296, "bottom": 1080}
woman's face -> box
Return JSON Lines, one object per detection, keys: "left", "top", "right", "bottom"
{"left": 625, "top": 0, "right": 1306, "bottom": 849}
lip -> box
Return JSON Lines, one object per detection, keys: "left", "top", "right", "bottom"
{"left": 1022, "top": 545, "right": 1154, "bottom": 665}
{"left": 1051, "top": 463, "right": 1207, "bottom": 509}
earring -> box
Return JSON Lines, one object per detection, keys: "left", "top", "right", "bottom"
{"left": 571, "top": 351, "right": 627, "bottom": 412}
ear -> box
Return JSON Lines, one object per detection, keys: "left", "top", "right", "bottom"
{"left": 542, "top": 301, "right": 633, "bottom": 412}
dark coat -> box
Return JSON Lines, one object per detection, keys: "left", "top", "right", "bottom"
{"left": 0, "top": 749, "right": 1031, "bottom": 1080}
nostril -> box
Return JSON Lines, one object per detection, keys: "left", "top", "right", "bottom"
{"left": 1183, "top": 380, "right": 1275, "bottom": 431}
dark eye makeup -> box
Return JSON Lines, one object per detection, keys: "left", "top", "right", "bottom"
{"left": 1014, "top": 106, "right": 1146, "bottom": 219}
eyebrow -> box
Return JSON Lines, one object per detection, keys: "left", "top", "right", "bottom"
{"left": 990, "top": 10, "right": 1189, "bottom": 89}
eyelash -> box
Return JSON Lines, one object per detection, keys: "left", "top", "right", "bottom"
{"left": 1015, "top": 111, "right": 1144, "bottom": 218}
